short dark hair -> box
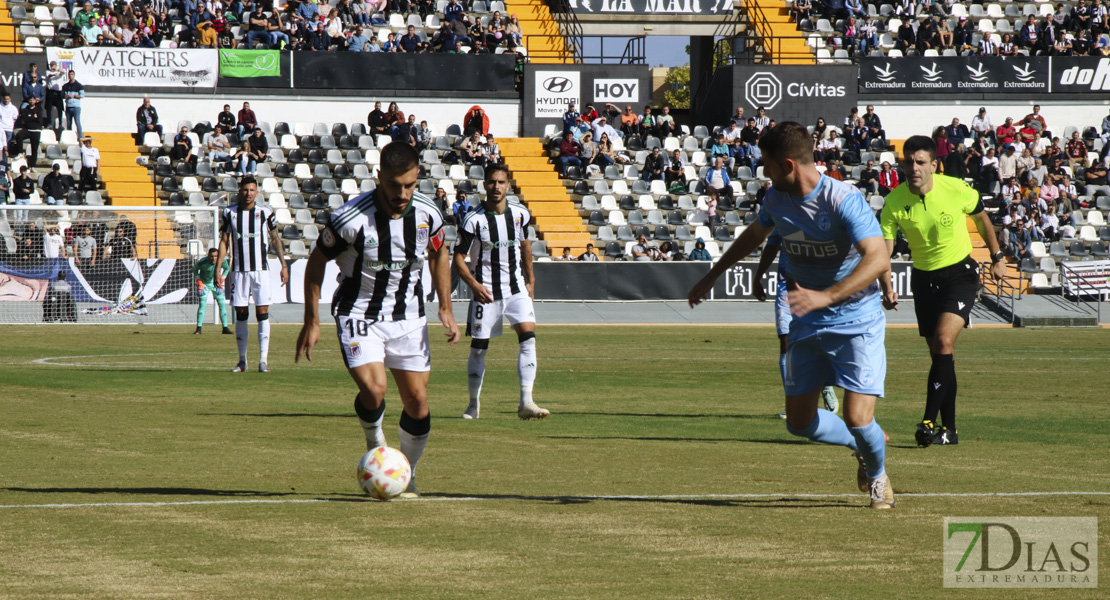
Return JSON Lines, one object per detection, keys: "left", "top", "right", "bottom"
{"left": 379, "top": 141, "right": 420, "bottom": 174}
{"left": 208, "top": 247, "right": 218, "bottom": 254}
{"left": 758, "top": 121, "right": 812, "bottom": 165}
{"left": 485, "top": 163, "right": 511, "bottom": 183}
{"left": 238, "top": 175, "right": 258, "bottom": 189}
{"left": 902, "top": 135, "right": 937, "bottom": 161}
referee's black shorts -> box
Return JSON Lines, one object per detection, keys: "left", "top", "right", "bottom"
{"left": 910, "top": 254, "right": 980, "bottom": 338}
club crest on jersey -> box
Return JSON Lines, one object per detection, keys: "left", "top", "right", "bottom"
{"left": 816, "top": 212, "right": 832, "bottom": 231}
{"left": 417, "top": 223, "right": 429, "bottom": 244}
{"left": 321, "top": 227, "right": 336, "bottom": 247}
{"left": 348, "top": 342, "right": 362, "bottom": 358}
{"left": 939, "top": 212, "right": 955, "bottom": 227}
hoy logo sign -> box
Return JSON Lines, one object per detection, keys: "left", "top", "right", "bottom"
{"left": 593, "top": 78, "right": 638, "bottom": 103}
{"left": 943, "top": 517, "right": 1097, "bottom": 588}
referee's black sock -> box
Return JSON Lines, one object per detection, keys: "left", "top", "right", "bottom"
{"left": 924, "top": 353, "right": 955, "bottom": 425}
{"left": 940, "top": 358, "right": 958, "bottom": 431}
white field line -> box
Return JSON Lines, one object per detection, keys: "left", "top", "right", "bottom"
{"left": 2, "top": 491, "right": 1109, "bottom": 510}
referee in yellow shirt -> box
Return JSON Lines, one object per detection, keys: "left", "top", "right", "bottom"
{"left": 879, "top": 135, "right": 1006, "bottom": 447}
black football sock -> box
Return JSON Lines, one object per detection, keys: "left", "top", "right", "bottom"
{"left": 929, "top": 354, "right": 956, "bottom": 428}
{"left": 924, "top": 353, "right": 952, "bottom": 424}
{"left": 940, "top": 358, "right": 958, "bottom": 431}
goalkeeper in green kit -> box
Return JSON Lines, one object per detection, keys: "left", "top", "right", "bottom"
{"left": 193, "top": 248, "right": 233, "bottom": 335}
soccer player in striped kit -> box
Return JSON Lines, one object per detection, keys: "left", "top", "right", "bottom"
{"left": 295, "top": 142, "right": 460, "bottom": 498}
{"left": 215, "top": 176, "right": 289, "bottom": 373}
{"left": 453, "top": 163, "right": 549, "bottom": 420}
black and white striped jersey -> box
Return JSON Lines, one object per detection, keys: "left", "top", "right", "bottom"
{"left": 320, "top": 190, "right": 445, "bottom": 322}
{"left": 455, "top": 200, "right": 530, "bottom": 300}
{"left": 220, "top": 204, "right": 277, "bottom": 272}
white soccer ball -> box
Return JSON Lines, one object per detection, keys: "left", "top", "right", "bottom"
{"left": 356, "top": 446, "right": 412, "bottom": 500}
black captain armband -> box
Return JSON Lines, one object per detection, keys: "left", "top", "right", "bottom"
{"left": 970, "top": 198, "right": 986, "bottom": 215}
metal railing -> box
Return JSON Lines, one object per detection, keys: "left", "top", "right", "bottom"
{"left": 1059, "top": 262, "right": 1105, "bottom": 322}
{"left": 979, "top": 261, "right": 1020, "bottom": 324}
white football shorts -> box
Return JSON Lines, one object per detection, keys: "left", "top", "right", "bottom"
{"left": 336, "top": 316, "right": 430, "bottom": 372}
{"left": 229, "top": 271, "right": 272, "bottom": 307}
{"left": 467, "top": 292, "right": 536, "bottom": 340}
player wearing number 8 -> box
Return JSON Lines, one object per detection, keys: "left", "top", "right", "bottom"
{"left": 295, "top": 142, "right": 460, "bottom": 499}
{"left": 453, "top": 163, "right": 549, "bottom": 421}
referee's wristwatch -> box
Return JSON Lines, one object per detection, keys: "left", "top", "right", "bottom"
{"left": 991, "top": 251, "right": 1005, "bottom": 264}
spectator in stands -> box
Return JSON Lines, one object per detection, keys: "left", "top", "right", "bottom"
{"left": 347, "top": 26, "right": 372, "bottom": 51}
{"left": 569, "top": 116, "right": 589, "bottom": 142}
{"left": 1057, "top": 174, "right": 1079, "bottom": 212}
{"left": 1016, "top": 147, "right": 1035, "bottom": 183}
{"left": 688, "top": 239, "right": 711, "bottom": 261}
{"left": 12, "top": 97, "right": 44, "bottom": 166}
{"left": 598, "top": 133, "right": 625, "bottom": 166}
{"left": 560, "top": 103, "right": 579, "bottom": 136}
{"left": 235, "top": 102, "right": 257, "bottom": 139}
{"left": 612, "top": 105, "right": 636, "bottom": 139}
{"left": 970, "top": 107, "right": 993, "bottom": 143}
{"left": 1065, "top": 131, "right": 1089, "bottom": 167}
{"left": 846, "top": 0, "right": 865, "bottom": 18}
{"left": 703, "top": 157, "right": 732, "bottom": 200}
{"left": 268, "top": 9, "right": 291, "bottom": 48}
{"left": 954, "top": 16, "right": 975, "bottom": 52}
{"left": 858, "top": 159, "right": 879, "bottom": 195}
{"left": 0, "top": 94, "right": 17, "bottom": 155}
{"left": 229, "top": 141, "right": 253, "bottom": 175}
{"left": 399, "top": 25, "right": 428, "bottom": 53}
{"left": 857, "top": 16, "right": 879, "bottom": 54}
{"left": 20, "top": 73, "right": 44, "bottom": 110}
{"left": 630, "top": 234, "right": 652, "bottom": 261}
{"left": 445, "top": 12, "right": 473, "bottom": 48}
{"left": 385, "top": 102, "right": 405, "bottom": 137}
{"left": 816, "top": 129, "right": 842, "bottom": 166}
{"left": 577, "top": 131, "right": 598, "bottom": 169}
{"left": 1027, "top": 157, "right": 1048, "bottom": 188}
{"left": 944, "top": 118, "right": 969, "bottom": 148}
{"left": 452, "top": 191, "right": 472, "bottom": 224}
{"left": 664, "top": 149, "right": 684, "bottom": 190}
{"left": 10, "top": 166, "right": 33, "bottom": 221}
{"left": 171, "top": 125, "right": 195, "bottom": 169}
{"left": 894, "top": 19, "right": 916, "bottom": 53}
{"left": 915, "top": 17, "right": 939, "bottom": 54}
{"left": 204, "top": 124, "right": 232, "bottom": 170}
{"left": 247, "top": 126, "right": 268, "bottom": 162}
{"left": 935, "top": 18, "right": 954, "bottom": 51}
{"left": 792, "top": 0, "right": 811, "bottom": 21}
{"left": 999, "top": 145, "right": 1019, "bottom": 183}
{"left": 753, "top": 106, "right": 770, "bottom": 131}
{"left": 931, "top": 127, "right": 952, "bottom": 175}
{"left": 444, "top": 0, "right": 464, "bottom": 21}
{"left": 43, "top": 224, "right": 66, "bottom": 260}
{"left": 71, "top": 224, "right": 97, "bottom": 267}
{"left": 1019, "top": 15, "right": 1040, "bottom": 50}
{"left": 507, "top": 15, "right": 524, "bottom": 46}
{"left": 325, "top": 13, "right": 347, "bottom": 49}
{"left": 393, "top": 114, "right": 417, "bottom": 145}
{"left": 43, "top": 62, "right": 65, "bottom": 132}
{"left": 637, "top": 106, "right": 657, "bottom": 138}
{"left": 216, "top": 104, "right": 235, "bottom": 133}
{"left": 556, "top": 131, "right": 580, "bottom": 177}
{"left": 78, "top": 135, "right": 100, "bottom": 192}
{"left": 485, "top": 11, "right": 507, "bottom": 49}
{"left": 42, "top": 164, "right": 70, "bottom": 206}
{"left": 980, "top": 147, "right": 1001, "bottom": 191}
{"left": 641, "top": 146, "right": 664, "bottom": 182}
{"left": 1024, "top": 105, "right": 1048, "bottom": 137}
{"left": 1083, "top": 161, "right": 1110, "bottom": 198}
{"left": 367, "top": 101, "right": 388, "bottom": 136}
{"left": 57, "top": 70, "right": 84, "bottom": 140}
{"left": 136, "top": 96, "right": 162, "bottom": 141}
{"left": 878, "top": 160, "right": 898, "bottom": 195}
{"left": 862, "top": 105, "right": 884, "bottom": 145}
{"left": 996, "top": 117, "right": 1018, "bottom": 149}
{"left": 709, "top": 134, "right": 732, "bottom": 169}
{"left": 656, "top": 106, "right": 676, "bottom": 138}
{"left": 463, "top": 107, "right": 487, "bottom": 138}
{"left": 577, "top": 243, "right": 599, "bottom": 261}
{"left": 591, "top": 116, "right": 618, "bottom": 144}
{"left": 553, "top": 247, "right": 573, "bottom": 261}
{"left": 244, "top": 6, "right": 269, "bottom": 48}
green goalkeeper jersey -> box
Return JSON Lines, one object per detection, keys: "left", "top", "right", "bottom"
{"left": 193, "top": 257, "right": 230, "bottom": 286}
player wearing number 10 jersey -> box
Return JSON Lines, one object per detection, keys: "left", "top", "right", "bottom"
{"left": 454, "top": 163, "right": 549, "bottom": 421}
{"left": 295, "top": 142, "right": 460, "bottom": 498}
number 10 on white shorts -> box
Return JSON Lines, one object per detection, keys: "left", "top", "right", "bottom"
{"left": 336, "top": 316, "right": 430, "bottom": 372}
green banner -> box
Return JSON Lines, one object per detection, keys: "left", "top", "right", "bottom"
{"left": 219, "top": 50, "right": 280, "bottom": 78}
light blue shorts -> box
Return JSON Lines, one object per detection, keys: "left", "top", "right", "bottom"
{"left": 774, "top": 277, "right": 790, "bottom": 337}
{"left": 784, "top": 310, "right": 886, "bottom": 397}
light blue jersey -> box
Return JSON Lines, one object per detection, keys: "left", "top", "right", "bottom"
{"left": 757, "top": 174, "right": 883, "bottom": 326}
{"left": 766, "top": 231, "right": 792, "bottom": 337}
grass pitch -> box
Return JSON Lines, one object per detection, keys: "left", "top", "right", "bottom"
{"left": 1, "top": 324, "right": 1107, "bottom": 599}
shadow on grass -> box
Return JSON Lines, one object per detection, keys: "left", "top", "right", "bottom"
{"left": 424, "top": 492, "right": 854, "bottom": 508}
{"left": 540, "top": 435, "right": 810, "bottom": 444}
{"left": 200, "top": 412, "right": 351, "bottom": 418}
{"left": 551, "top": 411, "right": 773, "bottom": 420}
{"left": 0, "top": 486, "right": 301, "bottom": 497}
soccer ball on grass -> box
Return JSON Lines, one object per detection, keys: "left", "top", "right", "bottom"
{"left": 357, "top": 446, "right": 412, "bottom": 500}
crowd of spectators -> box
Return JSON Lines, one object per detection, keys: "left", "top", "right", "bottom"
{"left": 794, "top": 0, "right": 1110, "bottom": 59}
{"left": 41, "top": 0, "right": 527, "bottom": 56}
